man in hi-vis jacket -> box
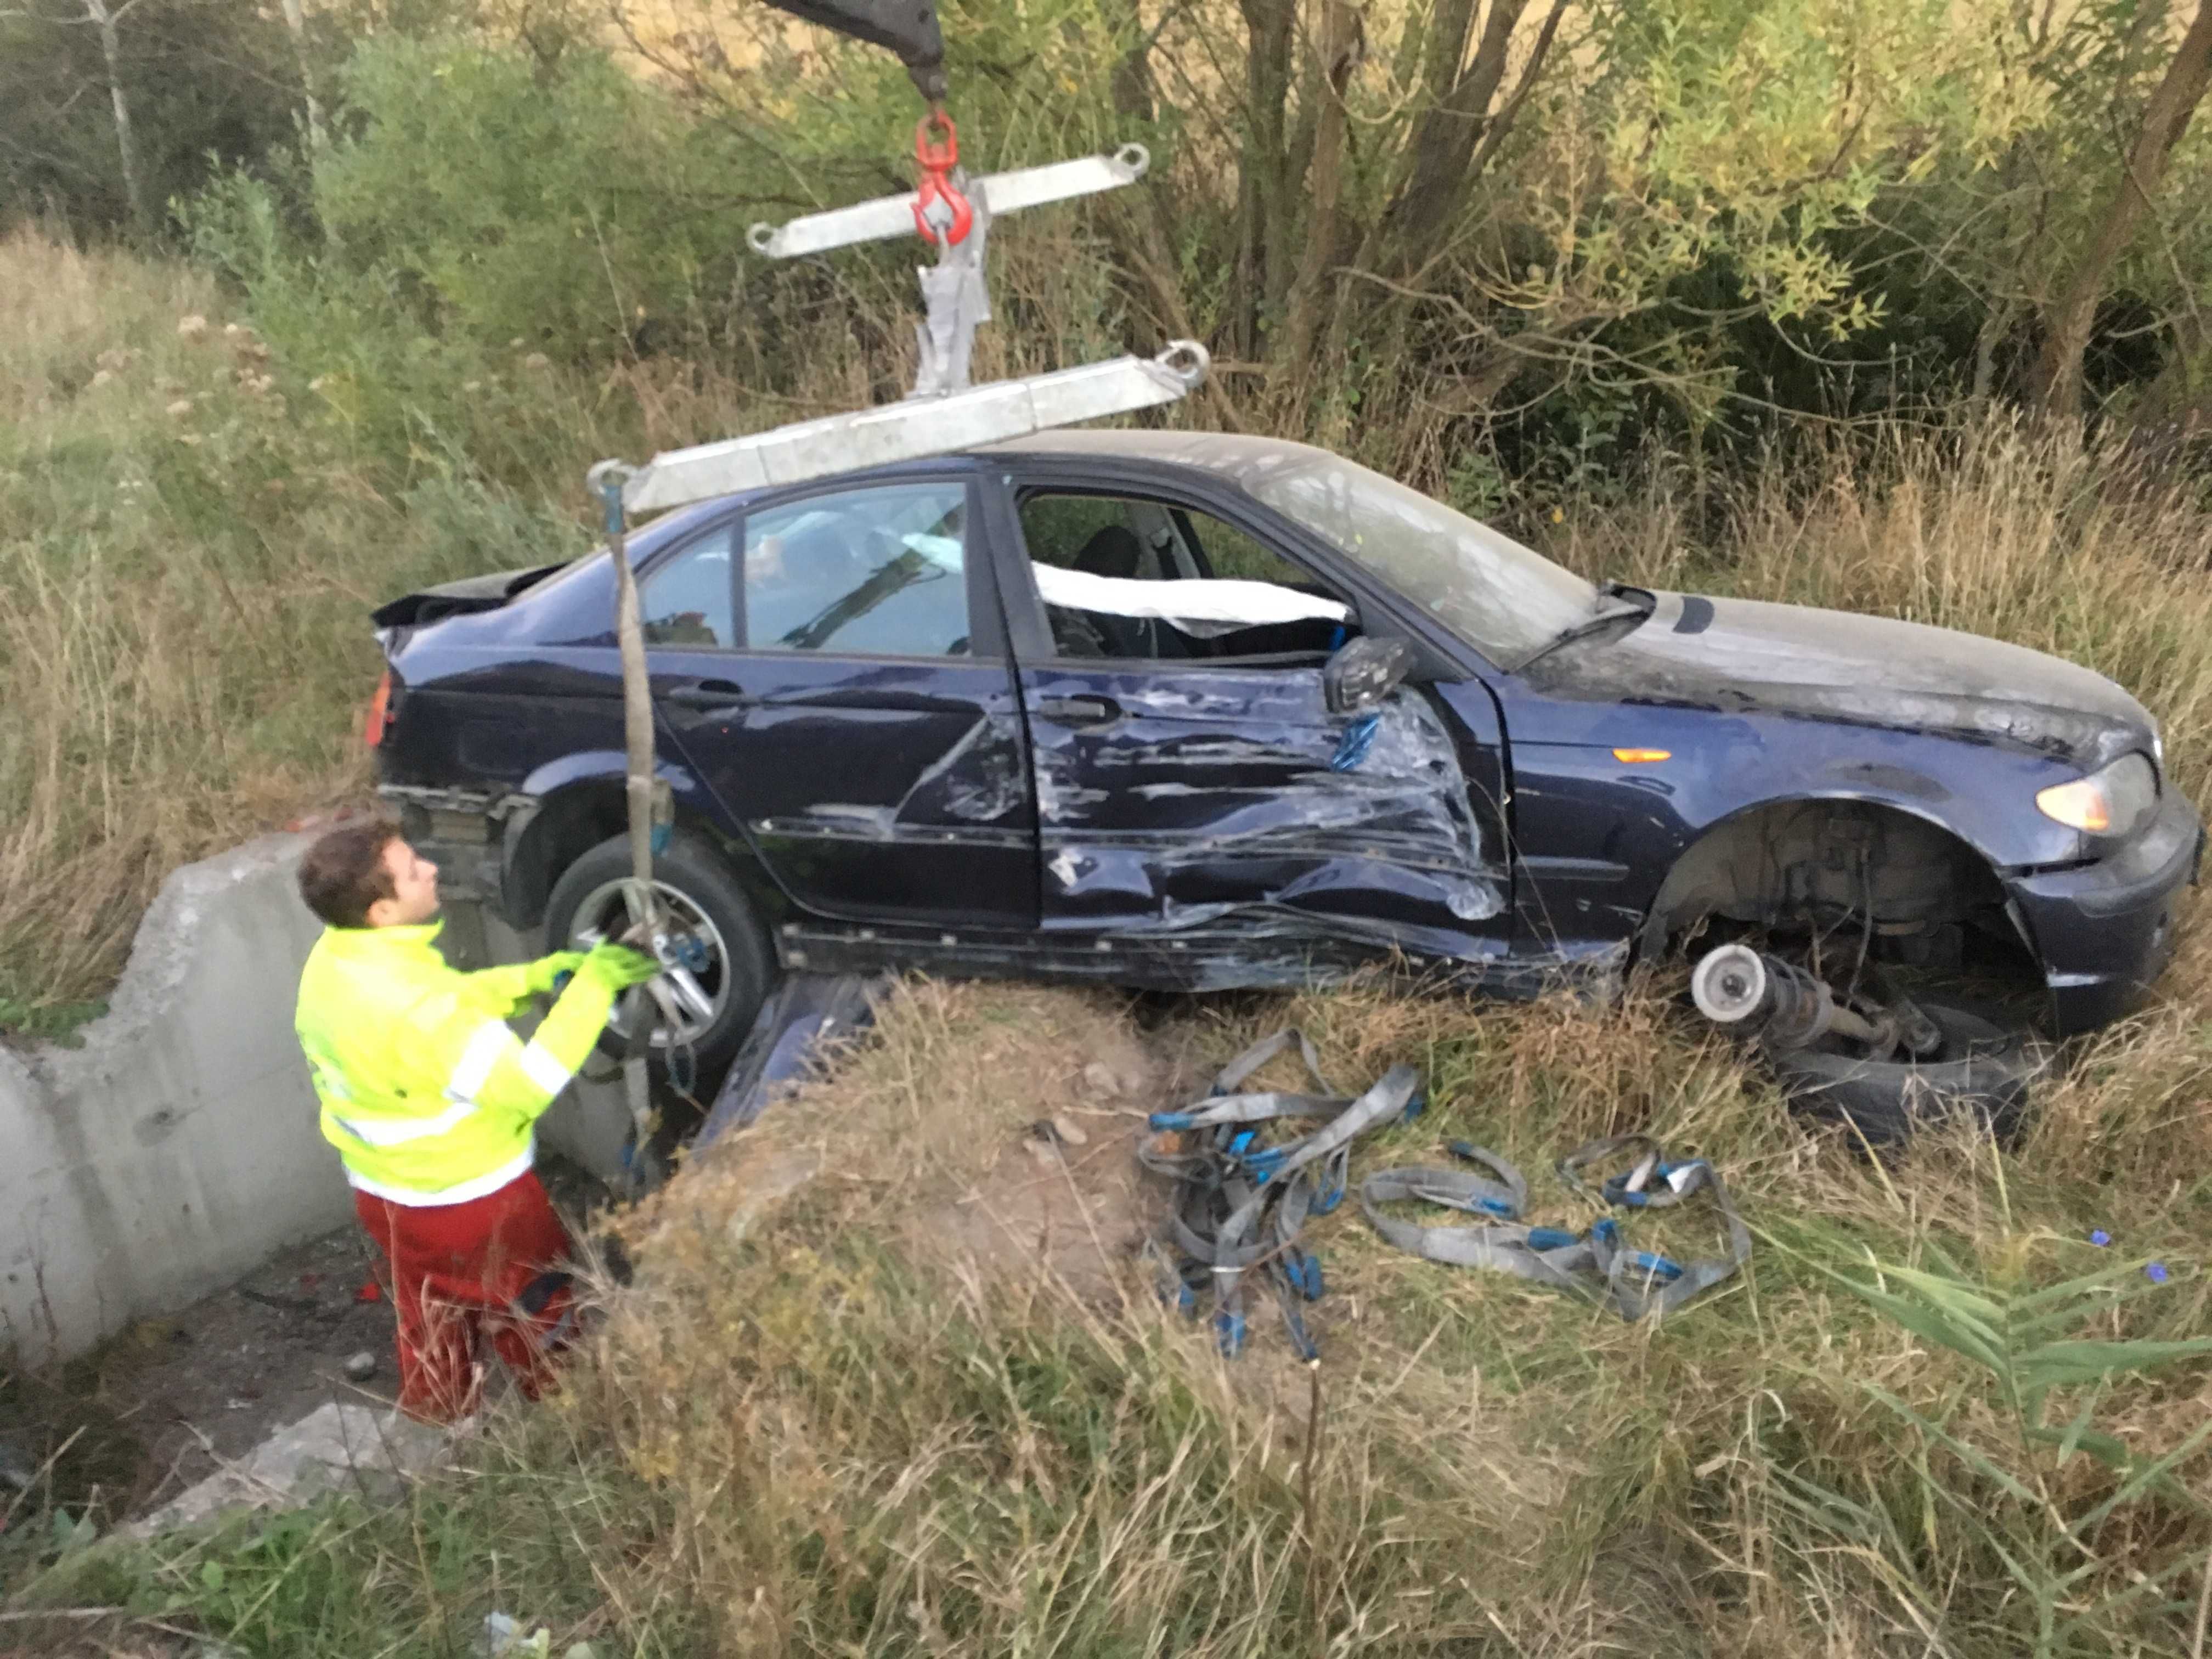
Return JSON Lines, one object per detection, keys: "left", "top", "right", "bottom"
{"left": 292, "top": 819, "right": 658, "bottom": 1422}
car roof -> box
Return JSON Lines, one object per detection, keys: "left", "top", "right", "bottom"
{"left": 975, "top": 428, "right": 1337, "bottom": 482}
{"left": 635, "top": 430, "right": 1345, "bottom": 527}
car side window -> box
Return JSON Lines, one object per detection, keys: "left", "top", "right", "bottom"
{"left": 1018, "top": 490, "right": 1353, "bottom": 662}
{"left": 742, "top": 482, "right": 972, "bottom": 657}
{"left": 640, "top": 522, "right": 737, "bottom": 648}
{"left": 1175, "top": 509, "right": 1314, "bottom": 589}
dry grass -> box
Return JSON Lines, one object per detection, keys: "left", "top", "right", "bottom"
{"left": 0, "top": 228, "right": 426, "bottom": 1019}
{"left": 409, "top": 962, "right": 2199, "bottom": 1658}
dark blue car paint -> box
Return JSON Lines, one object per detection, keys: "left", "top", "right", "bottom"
{"left": 375, "top": 438, "right": 2198, "bottom": 1035}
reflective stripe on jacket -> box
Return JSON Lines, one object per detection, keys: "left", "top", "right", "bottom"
{"left": 294, "top": 923, "right": 618, "bottom": 1206}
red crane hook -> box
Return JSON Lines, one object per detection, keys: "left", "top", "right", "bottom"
{"left": 911, "top": 109, "right": 974, "bottom": 246}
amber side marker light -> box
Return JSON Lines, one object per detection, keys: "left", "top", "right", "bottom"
{"left": 364, "top": 670, "right": 392, "bottom": 748}
{"left": 1613, "top": 747, "right": 1671, "bottom": 763}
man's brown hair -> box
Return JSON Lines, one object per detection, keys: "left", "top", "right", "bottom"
{"left": 297, "top": 819, "right": 402, "bottom": 929}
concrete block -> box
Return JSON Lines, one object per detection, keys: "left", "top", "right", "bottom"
{"left": 2, "top": 834, "right": 352, "bottom": 1366}
{"left": 127, "top": 1400, "right": 449, "bottom": 1537}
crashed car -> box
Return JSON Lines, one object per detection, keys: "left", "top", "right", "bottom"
{"left": 368, "top": 431, "right": 2199, "bottom": 1121}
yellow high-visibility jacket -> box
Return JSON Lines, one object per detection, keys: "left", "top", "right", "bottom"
{"left": 294, "top": 923, "right": 618, "bottom": 1205}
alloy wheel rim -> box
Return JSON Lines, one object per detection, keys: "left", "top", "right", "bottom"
{"left": 563, "top": 876, "right": 731, "bottom": 1048}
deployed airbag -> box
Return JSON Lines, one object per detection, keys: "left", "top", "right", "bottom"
{"left": 1033, "top": 565, "right": 1352, "bottom": 637}
{"left": 901, "top": 529, "right": 1353, "bottom": 639}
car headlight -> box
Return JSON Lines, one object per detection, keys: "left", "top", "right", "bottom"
{"left": 2036, "top": 753, "right": 2158, "bottom": 837}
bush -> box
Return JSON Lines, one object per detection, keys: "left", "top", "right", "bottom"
{"left": 309, "top": 35, "right": 744, "bottom": 360}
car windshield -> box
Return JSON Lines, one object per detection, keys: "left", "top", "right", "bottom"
{"left": 1240, "top": 453, "right": 1599, "bottom": 664}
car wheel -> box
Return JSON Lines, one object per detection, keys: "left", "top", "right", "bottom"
{"left": 543, "top": 831, "right": 774, "bottom": 1081}
{"left": 1766, "top": 1002, "right": 2042, "bottom": 1148}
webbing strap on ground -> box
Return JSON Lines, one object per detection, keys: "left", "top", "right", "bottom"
{"left": 1358, "top": 1156, "right": 1593, "bottom": 1295}
{"left": 1361, "top": 1136, "right": 1750, "bottom": 1321}
{"left": 1140, "top": 1029, "right": 1420, "bottom": 1359}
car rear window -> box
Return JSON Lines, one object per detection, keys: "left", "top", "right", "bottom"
{"left": 742, "top": 482, "right": 972, "bottom": 657}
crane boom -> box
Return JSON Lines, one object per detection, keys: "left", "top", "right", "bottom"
{"left": 759, "top": 0, "right": 949, "bottom": 100}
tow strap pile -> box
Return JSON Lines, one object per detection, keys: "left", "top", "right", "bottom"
{"left": 1140, "top": 1031, "right": 1422, "bottom": 1359}
{"left": 1139, "top": 1031, "right": 1751, "bottom": 1357}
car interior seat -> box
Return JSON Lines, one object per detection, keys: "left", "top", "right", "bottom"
{"left": 1065, "top": 523, "right": 1191, "bottom": 658}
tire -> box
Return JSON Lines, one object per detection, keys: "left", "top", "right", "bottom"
{"left": 1768, "top": 1002, "right": 2041, "bottom": 1148}
{"left": 542, "top": 831, "right": 775, "bottom": 1081}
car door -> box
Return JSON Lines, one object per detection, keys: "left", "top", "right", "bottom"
{"left": 643, "top": 474, "right": 1037, "bottom": 930}
{"left": 989, "top": 472, "right": 1515, "bottom": 970}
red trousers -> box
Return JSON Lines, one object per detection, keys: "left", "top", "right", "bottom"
{"left": 353, "top": 1171, "right": 576, "bottom": 1424}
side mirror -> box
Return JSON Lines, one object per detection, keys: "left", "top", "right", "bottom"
{"left": 1323, "top": 636, "right": 1415, "bottom": 715}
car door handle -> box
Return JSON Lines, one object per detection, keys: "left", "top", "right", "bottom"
{"left": 1035, "top": 694, "right": 1122, "bottom": 726}
{"left": 663, "top": 677, "right": 751, "bottom": 709}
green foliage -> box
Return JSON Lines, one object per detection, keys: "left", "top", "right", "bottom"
{"left": 1776, "top": 1234, "right": 2212, "bottom": 1656}
{"left": 0, "top": 0, "right": 302, "bottom": 236}
{"left": 0, "top": 994, "right": 106, "bottom": 1041}
{"left": 309, "top": 35, "right": 739, "bottom": 360}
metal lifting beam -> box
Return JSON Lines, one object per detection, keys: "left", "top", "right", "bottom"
{"left": 618, "top": 342, "right": 1207, "bottom": 515}
{"left": 747, "top": 144, "right": 1151, "bottom": 260}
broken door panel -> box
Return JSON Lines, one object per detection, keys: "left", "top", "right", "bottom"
{"left": 1021, "top": 662, "right": 1510, "bottom": 963}
{"left": 659, "top": 651, "right": 1036, "bottom": 929}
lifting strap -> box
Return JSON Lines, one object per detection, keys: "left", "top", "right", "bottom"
{"left": 1140, "top": 1030, "right": 1421, "bottom": 1359}
{"left": 1361, "top": 1133, "right": 1750, "bottom": 1321}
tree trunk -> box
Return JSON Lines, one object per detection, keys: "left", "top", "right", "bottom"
{"left": 85, "top": 0, "right": 145, "bottom": 233}
{"left": 1100, "top": 0, "right": 1156, "bottom": 123}
{"left": 1383, "top": 0, "right": 1530, "bottom": 273}
{"left": 1971, "top": 298, "right": 2016, "bottom": 404}
{"left": 1234, "top": 0, "right": 1296, "bottom": 351}
{"left": 1280, "top": 0, "right": 1363, "bottom": 382}
{"left": 2030, "top": 0, "right": 2212, "bottom": 421}
{"left": 279, "top": 0, "right": 329, "bottom": 157}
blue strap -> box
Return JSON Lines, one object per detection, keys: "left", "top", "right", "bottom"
{"left": 1137, "top": 1029, "right": 1415, "bottom": 1362}
{"left": 1329, "top": 713, "right": 1381, "bottom": 772}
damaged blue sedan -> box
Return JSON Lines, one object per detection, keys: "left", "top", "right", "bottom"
{"left": 368, "top": 431, "right": 2199, "bottom": 1113}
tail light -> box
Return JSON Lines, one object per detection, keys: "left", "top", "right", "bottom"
{"left": 364, "top": 669, "right": 393, "bottom": 748}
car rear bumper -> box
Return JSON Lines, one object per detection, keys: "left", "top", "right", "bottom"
{"left": 2006, "top": 786, "right": 2203, "bottom": 1035}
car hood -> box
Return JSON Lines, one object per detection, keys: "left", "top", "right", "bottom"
{"left": 1522, "top": 590, "right": 2156, "bottom": 770}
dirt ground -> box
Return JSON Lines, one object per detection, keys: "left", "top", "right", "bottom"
{"left": 909, "top": 1007, "right": 1181, "bottom": 1305}
{"left": 2, "top": 1156, "right": 620, "bottom": 1533}
{"left": 3, "top": 1226, "right": 395, "bottom": 1528}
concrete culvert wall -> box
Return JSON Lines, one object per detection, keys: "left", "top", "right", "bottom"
{"left": 0, "top": 833, "right": 633, "bottom": 1367}
{"left": 1, "top": 834, "right": 350, "bottom": 1365}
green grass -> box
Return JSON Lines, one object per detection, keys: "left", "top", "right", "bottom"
{"left": 0, "top": 996, "right": 106, "bottom": 1042}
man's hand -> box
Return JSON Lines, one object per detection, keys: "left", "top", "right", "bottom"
{"left": 577, "top": 941, "right": 662, "bottom": 991}
{"left": 527, "top": 951, "right": 588, "bottom": 995}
